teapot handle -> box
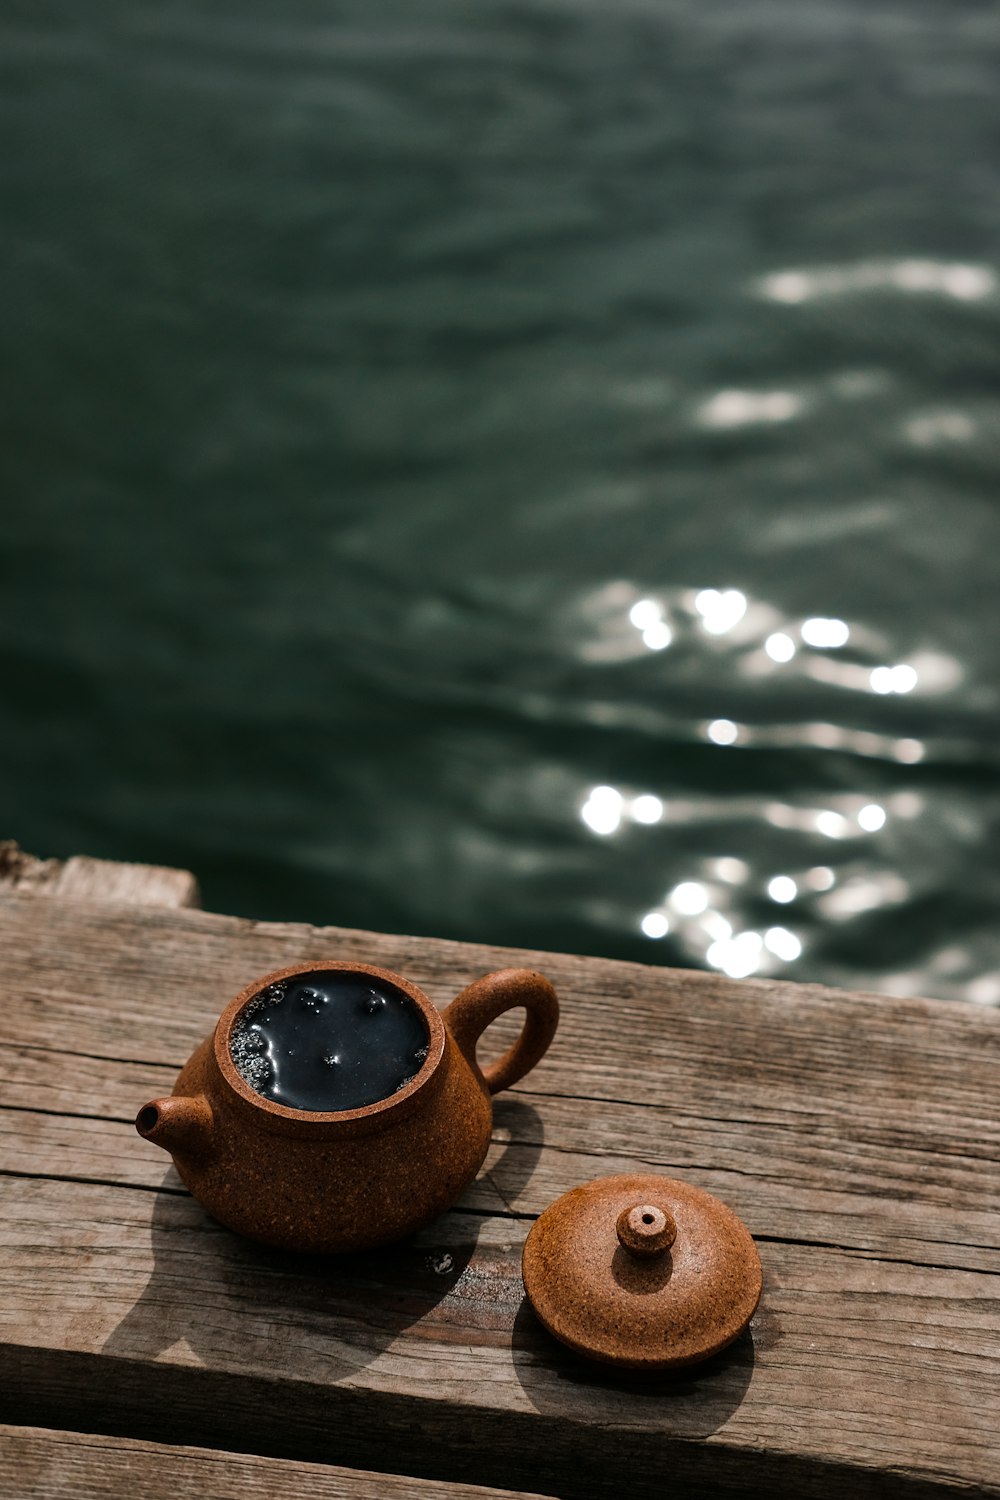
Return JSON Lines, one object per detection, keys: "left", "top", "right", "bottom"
{"left": 443, "top": 968, "right": 558, "bottom": 1096}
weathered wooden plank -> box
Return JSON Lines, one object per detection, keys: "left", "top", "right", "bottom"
{"left": 1, "top": 1177, "right": 994, "bottom": 1500}
{"left": 0, "top": 841, "right": 200, "bottom": 908}
{"left": 0, "top": 1425, "right": 550, "bottom": 1499}
{"left": 0, "top": 844, "right": 59, "bottom": 894}
{"left": 3, "top": 1097, "right": 998, "bottom": 1275}
{"left": 1, "top": 890, "right": 999, "bottom": 1498}
{"left": 45, "top": 856, "right": 201, "bottom": 909}
{"left": 1, "top": 898, "right": 997, "bottom": 1272}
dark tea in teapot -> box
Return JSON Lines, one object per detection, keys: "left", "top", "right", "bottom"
{"left": 229, "top": 969, "right": 429, "bottom": 1113}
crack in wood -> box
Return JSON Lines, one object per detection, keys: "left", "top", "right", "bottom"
{"left": 6, "top": 1039, "right": 179, "bottom": 1071}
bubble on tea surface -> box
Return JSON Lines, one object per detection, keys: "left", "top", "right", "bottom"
{"left": 229, "top": 1012, "right": 274, "bottom": 1092}
{"left": 364, "top": 991, "right": 386, "bottom": 1015}
{"left": 397, "top": 1045, "right": 432, "bottom": 1090}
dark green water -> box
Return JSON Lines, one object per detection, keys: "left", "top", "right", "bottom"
{"left": 3, "top": 1, "right": 1000, "bottom": 1002}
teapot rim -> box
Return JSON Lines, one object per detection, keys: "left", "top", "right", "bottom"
{"left": 213, "top": 960, "right": 447, "bottom": 1130}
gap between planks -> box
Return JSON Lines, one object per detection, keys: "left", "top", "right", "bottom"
{"left": 0, "top": 1424, "right": 554, "bottom": 1500}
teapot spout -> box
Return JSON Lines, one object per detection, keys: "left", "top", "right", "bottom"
{"left": 136, "top": 1094, "right": 214, "bottom": 1159}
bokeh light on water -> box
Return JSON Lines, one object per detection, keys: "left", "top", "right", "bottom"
{"left": 570, "top": 572, "right": 999, "bottom": 1000}
{"left": 3, "top": 1, "right": 1000, "bottom": 1004}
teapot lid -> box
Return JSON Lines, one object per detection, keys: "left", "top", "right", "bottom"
{"left": 521, "top": 1173, "right": 761, "bottom": 1371}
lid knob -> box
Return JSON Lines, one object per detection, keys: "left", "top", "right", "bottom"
{"left": 615, "top": 1202, "right": 677, "bottom": 1257}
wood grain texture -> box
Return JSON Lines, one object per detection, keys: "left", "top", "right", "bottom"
{"left": 0, "top": 1426, "right": 549, "bottom": 1500}
{"left": 0, "top": 841, "right": 200, "bottom": 908}
{"left": 1, "top": 890, "right": 998, "bottom": 1498}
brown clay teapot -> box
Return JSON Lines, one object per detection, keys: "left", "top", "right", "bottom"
{"left": 137, "top": 961, "right": 558, "bottom": 1253}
